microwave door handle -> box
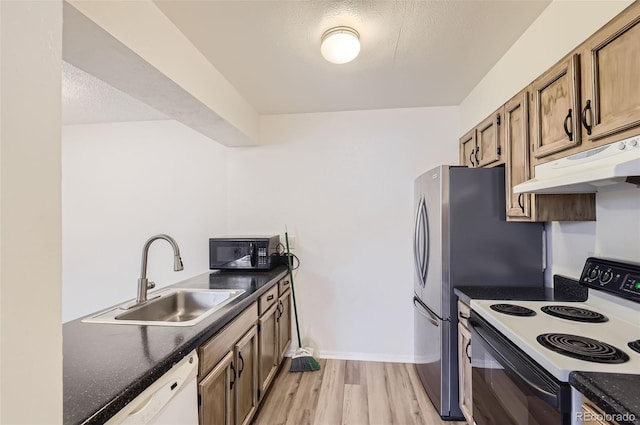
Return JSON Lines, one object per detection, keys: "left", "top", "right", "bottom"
{"left": 470, "top": 319, "right": 559, "bottom": 408}
{"left": 249, "top": 243, "right": 256, "bottom": 267}
{"left": 413, "top": 197, "right": 425, "bottom": 287}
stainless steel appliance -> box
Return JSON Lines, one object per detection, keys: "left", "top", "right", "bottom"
{"left": 470, "top": 257, "right": 640, "bottom": 425}
{"left": 413, "top": 165, "right": 544, "bottom": 419}
{"left": 209, "top": 235, "right": 280, "bottom": 270}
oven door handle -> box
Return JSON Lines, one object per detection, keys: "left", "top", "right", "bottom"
{"left": 470, "top": 318, "right": 560, "bottom": 408}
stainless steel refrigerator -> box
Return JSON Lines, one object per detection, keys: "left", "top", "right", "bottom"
{"left": 413, "top": 165, "right": 544, "bottom": 420}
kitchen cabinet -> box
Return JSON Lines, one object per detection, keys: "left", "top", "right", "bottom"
{"left": 234, "top": 326, "right": 258, "bottom": 425}
{"left": 459, "top": 110, "right": 503, "bottom": 168}
{"left": 530, "top": 54, "right": 582, "bottom": 161}
{"left": 198, "top": 302, "right": 259, "bottom": 425}
{"left": 199, "top": 351, "right": 233, "bottom": 425}
{"left": 531, "top": 2, "right": 640, "bottom": 164}
{"left": 504, "top": 88, "right": 596, "bottom": 222}
{"left": 579, "top": 1, "right": 640, "bottom": 148}
{"left": 581, "top": 399, "right": 620, "bottom": 425}
{"left": 457, "top": 300, "right": 473, "bottom": 425}
{"left": 277, "top": 289, "right": 292, "bottom": 362}
{"left": 258, "top": 303, "right": 278, "bottom": 399}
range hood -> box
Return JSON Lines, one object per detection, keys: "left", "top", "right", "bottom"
{"left": 514, "top": 135, "right": 640, "bottom": 194}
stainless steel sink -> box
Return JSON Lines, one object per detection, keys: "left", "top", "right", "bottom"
{"left": 82, "top": 288, "right": 245, "bottom": 326}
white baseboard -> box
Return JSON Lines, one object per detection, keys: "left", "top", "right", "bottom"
{"left": 284, "top": 348, "right": 414, "bottom": 364}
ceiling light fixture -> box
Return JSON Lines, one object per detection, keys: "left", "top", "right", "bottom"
{"left": 320, "top": 26, "right": 360, "bottom": 64}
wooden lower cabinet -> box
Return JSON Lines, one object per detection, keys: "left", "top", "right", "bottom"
{"left": 277, "top": 290, "right": 292, "bottom": 362}
{"left": 235, "top": 326, "right": 258, "bottom": 425}
{"left": 457, "top": 301, "right": 473, "bottom": 425}
{"left": 199, "top": 351, "right": 233, "bottom": 425}
{"left": 581, "top": 400, "right": 620, "bottom": 425}
{"left": 198, "top": 280, "right": 292, "bottom": 425}
{"left": 258, "top": 303, "right": 279, "bottom": 399}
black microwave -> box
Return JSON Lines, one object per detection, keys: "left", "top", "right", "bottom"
{"left": 209, "top": 235, "right": 281, "bottom": 270}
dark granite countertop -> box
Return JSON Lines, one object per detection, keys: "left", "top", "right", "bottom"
{"left": 454, "top": 275, "right": 588, "bottom": 305}
{"left": 63, "top": 266, "right": 288, "bottom": 425}
{"left": 570, "top": 372, "right": 640, "bottom": 425}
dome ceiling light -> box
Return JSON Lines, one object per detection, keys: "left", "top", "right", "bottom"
{"left": 320, "top": 26, "right": 360, "bottom": 64}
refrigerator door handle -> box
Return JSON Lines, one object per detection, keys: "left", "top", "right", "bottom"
{"left": 413, "top": 296, "right": 440, "bottom": 327}
{"left": 421, "top": 196, "right": 430, "bottom": 283}
{"left": 413, "top": 196, "right": 426, "bottom": 287}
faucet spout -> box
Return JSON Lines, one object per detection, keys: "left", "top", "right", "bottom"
{"left": 136, "top": 234, "right": 184, "bottom": 305}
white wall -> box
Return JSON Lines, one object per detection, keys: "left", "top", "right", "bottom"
{"left": 1, "top": 1, "right": 63, "bottom": 422}
{"left": 227, "top": 107, "right": 459, "bottom": 361}
{"left": 62, "top": 120, "right": 228, "bottom": 321}
{"left": 458, "top": 0, "right": 639, "bottom": 281}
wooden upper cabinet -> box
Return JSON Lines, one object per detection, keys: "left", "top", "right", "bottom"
{"left": 531, "top": 53, "right": 581, "bottom": 161}
{"left": 504, "top": 90, "right": 531, "bottom": 220}
{"left": 581, "top": 1, "right": 640, "bottom": 145}
{"left": 476, "top": 112, "right": 502, "bottom": 167}
{"left": 459, "top": 110, "right": 503, "bottom": 168}
{"left": 459, "top": 129, "right": 477, "bottom": 167}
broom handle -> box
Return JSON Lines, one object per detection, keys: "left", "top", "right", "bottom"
{"left": 285, "top": 231, "right": 303, "bottom": 349}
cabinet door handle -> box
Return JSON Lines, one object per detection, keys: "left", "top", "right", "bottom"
{"left": 469, "top": 149, "right": 475, "bottom": 167}
{"left": 474, "top": 148, "right": 480, "bottom": 164}
{"left": 465, "top": 340, "right": 471, "bottom": 360}
{"left": 230, "top": 362, "right": 236, "bottom": 390}
{"left": 582, "top": 100, "right": 592, "bottom": 135}
{"left": 563, "top": 109, "right": 573, "bottom": 141}
{"left": 518, "top": 193, "right": 525, "bottom": 213}
{"left": 238, "top": 351, "right": 245, "bottom": 378}
{"left": 459, "top": 313, "right": 469, "bottom": 320}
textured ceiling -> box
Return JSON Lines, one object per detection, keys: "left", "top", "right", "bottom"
{"left": 155, "top": 0, "right": 551, "bottom": 114}
{"left": 62, "top": 61, "right": 169, "bottom": 125}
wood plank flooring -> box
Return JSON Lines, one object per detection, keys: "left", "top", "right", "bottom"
{"left": 252, "top": 358, "right": 467, "bottom": 425}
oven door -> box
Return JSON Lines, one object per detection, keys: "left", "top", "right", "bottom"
{"left": 469, "top": 311, "right": 571, "bottom": 425}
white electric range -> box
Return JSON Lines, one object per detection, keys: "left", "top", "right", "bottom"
{"left": 468, "top": 257, "right": 640, "bottom": 425}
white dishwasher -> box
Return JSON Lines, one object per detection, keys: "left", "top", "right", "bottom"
{"left": 105, "top": 350, "right": 199, "bottom": 425}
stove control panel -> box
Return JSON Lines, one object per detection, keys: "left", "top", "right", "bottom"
{"left": 581, "top": 257, "right": 640, "bottom": 302}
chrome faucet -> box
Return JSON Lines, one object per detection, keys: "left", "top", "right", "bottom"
{"left": 136, "top": 234, "right": 184, "bottom": 305}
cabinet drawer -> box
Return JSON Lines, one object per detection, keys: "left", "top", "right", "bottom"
{"left": 278, "top": 276, "right": 291, "bottom": 295}
{"left": 259, "top": 286, "right": 278, "bottom": 315}
{"left": 458, "top": 300, "right": 471, "bottom": 329}
{"left": 198, "top": 302, "right": 258, "bottom": 378}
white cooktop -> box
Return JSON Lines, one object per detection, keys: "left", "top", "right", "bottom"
{"left": 471, "top": 290, "right": 640, "bottom": 381}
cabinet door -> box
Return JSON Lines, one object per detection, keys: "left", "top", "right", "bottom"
{"left": 532, "top": 54, "right": 581, "bottom": 160}
{"left": 504, "top": 90, "right": 532, "bottom": 220}
{"left": 581, "top": 2, "right": 640, "bottom": 145}
{"left": 235, "top": 326, "right": 258, "bottom": 425}
{"left": 199, "top": 351, "right": 233, "bottom": 425}
{"left": 277, "top": 291, "right": 292, "bottom": 362}
{"left": 457, "top": 323, "right": 473, "bottom": 425}
{"left": 475, "top": 112, "right": 502, "bottom": 167}
{"left": 258, "top": 304, "right": 278, "bottom": 398}
{"left": 459, "top": 129, "right": 477, "bottom": 167}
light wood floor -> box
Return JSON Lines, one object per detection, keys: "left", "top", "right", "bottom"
{"left": 252, "top": 358, "right": 467, "bottom": 425}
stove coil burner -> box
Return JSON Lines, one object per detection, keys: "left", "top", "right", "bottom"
{"left": 489, "top": 303, "right": 536, "bottom": 317}
{"left": 540, "top": 305, "right": 608, "bottom": 323}
{"left": 628, "top": 340, "right": 640, "bottom": 354}
{"left": 537, "top": 333, "right": 629, "bottom": 364}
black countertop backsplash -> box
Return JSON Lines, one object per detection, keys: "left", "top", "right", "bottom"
{"left": 454, "top": 275, "right": 588, "bottom": 305}
{"left": 63, "top": 266, "right": 288, "bottom": 425}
